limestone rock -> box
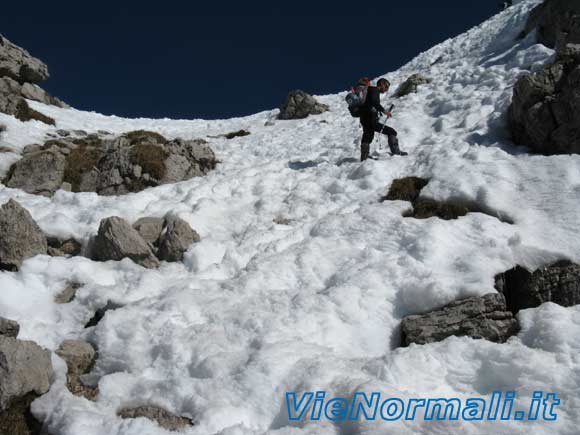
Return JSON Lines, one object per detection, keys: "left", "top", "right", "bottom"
{"left": 400, "top": 293, "right": 519, "bottom": 346}
{"left": 0, "top": 34, "right": 48, "bottom": 84}
{"left": 0, "top": 199, "right": 47, "bottom": 271}
{"left": 4, "top": 150, "right": 66, "bottom": 195}
{"left": 278, "top": 90, "right": 329, "bottom": 120}
{"left": 509, "top": 43, "right": 580, "bottom": 154}
{"left": 56, "top": 340, "right": 96, "bottom": 376}
{"left": 495, "top": 260, "right": 580, "bottom": 313}
{"left": 133, "top": 217, "right": 164, "bottom": 246}
{"left": 523, "top": 0, "right": 580, "bottom": 49}
{"left": 157, "top": 217, "right": 200, "bottom": 262}
{"left": 0, "top": 336, "right": 53, "bottom": 411}
{"left": 91, "top": 216, "right": 160, "bottom": 268}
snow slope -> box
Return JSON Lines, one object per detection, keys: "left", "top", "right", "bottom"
{"left": 1, "top": 0, "right": 579, "bottom": 433}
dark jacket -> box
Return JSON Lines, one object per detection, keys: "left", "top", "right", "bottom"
{"left": 361, "top": 86, "right": 386, "bottom": 117}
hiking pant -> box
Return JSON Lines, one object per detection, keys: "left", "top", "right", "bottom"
{"left": 360, "top": 115, "right": 401, "bottom": 158}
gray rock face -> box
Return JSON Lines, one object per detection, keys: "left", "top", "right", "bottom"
{"left": 4, "top": 150, "right": 67, "bottom": 195}
{"left": 394, "top": 74, "right": 432, "bottom": 98}
{"left": 400, "top": 293, "right": 519, "bottom": 346}
{"left": 278, "top": 90, "right": 329, "bottom": 120}
{"left": 509, "top": 43, "right": 580, "bottom": 154}
{"left": 0, "top": 34, "right": 48, "bottom": 84}
{"left": 133, "top": 217, "right": 164, "bottom": 246}
{"left": 118, "top": 405, "right": 194, "bottom": 431}
{"left": 0, "top": 336, "right": 53, "bottom": 411}
{"left": 157, "top": 217, "right": 200, "bottom": 262}
{"left": 523, "top": 0, "right": 580, "bottom": 49}
{"left": 495, "top": 260, "right": 580, "bottom": 313}
{"left": 0, "top": 317, "right": 19, "bottom": 338}
{"left": 0, "top": 199, "right": 47, "bottom": 271}
{"left": 91, "top": 216, "right": 160, "bottom": 268}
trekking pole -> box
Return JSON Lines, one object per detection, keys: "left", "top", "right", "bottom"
{"left": 378, "top": 105, "right": 395, "bottom": 151}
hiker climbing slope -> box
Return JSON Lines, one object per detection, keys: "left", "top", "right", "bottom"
{"left": 358, "top": 78, "right": 408, "bottom": 161}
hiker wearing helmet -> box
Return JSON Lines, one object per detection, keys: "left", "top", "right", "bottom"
{"left": 359, "top": 78, "right": 407, "bottom": 161}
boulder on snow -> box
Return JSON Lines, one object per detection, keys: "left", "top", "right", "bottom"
{"left": 278, "top": 90, "right": 329, "bottom": 120}
{"left": 0, "top": 317, "right": 19, "bottom": 338}
{"left": 157, "top": 216, "right": 200, "bottom": 262}
{"left": 56, "top": 339, "right": 98, "bottom": 400}
{"left": 509, "top": 43, "right": 580, "bottom": 154}
{"left": 495, "top": 260, "right": 580, "bottom": 314}
{"left": 400, "top": 293, "right": 519, "bottom": 346}
{"left": 523, "top": 0, "right": 580, "bottom": 49}
{"left": 54, "top": 283, "right": 81, "bottom": 304}
{"left": 118, "top": 405, "right": 194, "bottom": 431}
{"left": 0, "top": 199, "right": 47, "bottom": 271}
{"left": 91, "top": 216, "right": 160, "bottom": 268}
{"left": 4, "top": 149, "right": 66, "bottom": 195}
{"left": 394, "top": 73, "right": 432, "bottom": 98}
{"left": 0, "top": 336, "right": 53, "bottom": 435}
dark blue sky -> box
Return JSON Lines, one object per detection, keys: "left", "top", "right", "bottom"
{"left": 2, "top": 2, "right": 500, "bottom": 119}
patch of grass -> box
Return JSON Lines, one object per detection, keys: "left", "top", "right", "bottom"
{"left": 382, "top": 177, "right": 429, "bottom": 202}
{"left": 15, "top": 99, "right": 56, "bottom": 126}
{"left": 124, "top": 130, "right": 167, "bottom": 145}
{"left": 406, "top": 199, "right": 471, "bottom": 220}
{"left": 64, "top": 146, "right": 104, "bottom": 192}
{"left": 129, "top": 143, "right": 168, "bottom": 181}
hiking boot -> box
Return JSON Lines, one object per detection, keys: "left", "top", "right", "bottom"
{"left": 360, "top": 142, "right": 370, "bottom": 161}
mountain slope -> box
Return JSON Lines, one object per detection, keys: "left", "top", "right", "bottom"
{"left": 1, "top": 1, "right": 579, "bottom": 434}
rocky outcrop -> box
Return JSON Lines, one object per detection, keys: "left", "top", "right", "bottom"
{"left": 56, "top": 340, "right": 98, "bottom": 400}
{"left": 495, "top": 260, "right": 580, "bottom": 313}
{"left": 4, "top": 131, "right": 218, "bottom": 196}
{"left": 118, "top": 405, "right": 194, "bottom": 431}
{"left": 394, "top": 74, "right": 432, "bottom": 98}
{"left": 278, "top": 90, "right": 329, "bottom": 120}
{"left": 0, "top": 317, "right": 19, "bottom": 338}
{"left": 157, "top": 217, "right": 200, "bottom": 262}
{"left": 523, "top": 0, "right": 580, "bottom": 49}
{"left": 0, "top": 35, "right": 48, "bottom": 84}
{"left": 91, "top": 216, "right": 160, "bottom": 269}
{"left": 509, "top": 43, "right": 580, "bottom": 154}
{"left": 0, "top": 34, "right": 67, "bottom": 125}
{"left": 0, "top": 199, "right": 47, "bottom": 271}
{"left": 400, "top": 293, "right": 519, "bottom": 346}
{"left": 0, "top": 336, "right": 53, "bottom": 434}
